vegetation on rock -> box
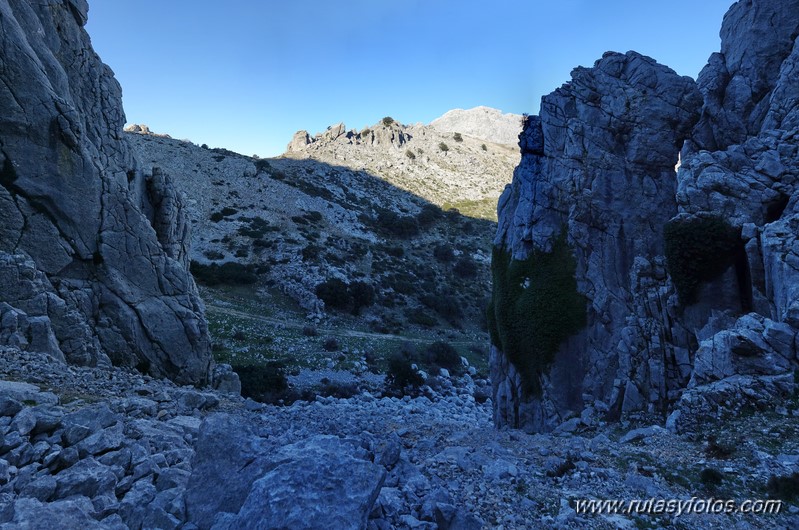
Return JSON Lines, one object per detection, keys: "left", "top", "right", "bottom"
{"left": 664, "top": 215, "right": 742, "bottom": 305}
{"left": 487, "top": 232, "right": 587, "bottom": 396}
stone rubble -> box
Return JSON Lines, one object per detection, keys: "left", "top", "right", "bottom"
{"left": 1, "top": 346, "right": 798, "bottom": 529}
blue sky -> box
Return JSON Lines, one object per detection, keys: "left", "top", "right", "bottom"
{"left": 87, "top": 0, "right": 733, "bottom": 157}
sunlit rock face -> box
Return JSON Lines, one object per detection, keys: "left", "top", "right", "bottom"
{"left": 492, "top": 0, "right": 799, "bottom": 433}
{"left": 0, "top": 0, "right": 211, "bottom": 384}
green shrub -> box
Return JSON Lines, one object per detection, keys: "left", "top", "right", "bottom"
{"left": 481, "top": 144, "right": 487, "bottom": 151}
{"left": 487, "top": 231, "right": 587, "bottom": 396}
{"left": 453, "top": 132, "right": 463, "bottom": 142}
{"left": 425, "top": 341, "right": 461, "bottom": 372}
{"left": 699, "top": 467, "right": 724, "bottom": 489}
{"left": 420, "top": 293, "right": 462, "bottom": 321}
{"left": 453, "top": 256, "right": 478, "bottom": 278}
{"left": 316, "top": 278, "right": 351, "bottom": 310}
{"left": 433, "top": 244, "right": 455, "bottom": 263}
{"left": 360, "top": 128, "right": 371, "bottom": 138}
{"left": 405, "top": 307, "right": 437, "bottom": 327}
{"left": 382, "top": 116, "right": 395, "bottom": 126}
{"left": 349, "top": 281, "right": 375, "bottom": 315}
{"left": 323, "top": 337, "right": 340, "bottom": 351}
{"left": 417, "top": 204, "right": 443, "bottom": 227}
{"left": 316, "top": 278, "right": 375, "bottom": 315}
{"left": 767, "top": 472, "right": 799, "bottom": 500}
{"left": 233, "top": 362, "right": 288, "bottom": 402}
{"left": 664, "top": 215, "right": 742, "bottom": 304}
{"left": 386, "top": 349, "right": 423, "bottom": 392}
{"left": 190, "top": 261, "right": 258, "bottom": 286}
{"left": 405, "top": 150, "right": 416, "bottom": 160}
{"left": 439, "top": 142, "right": 449, "bottom": 153}
{"left": 372, "top": 208, "right": 419, "bottom": 238}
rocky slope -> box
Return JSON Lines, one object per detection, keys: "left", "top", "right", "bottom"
{"left": 125, "top": 126, "right": 497, "bottom": 361}
{"left": 0, "top": 0, "right": 210, "bottom": 384}
{"left": 490, "top": 0, "right": 799, "bottom": 436}
{"left": 284, "top": 115, "right": 519, "bottom": 220}
{"left": 1, "top": 347, "right": 798, "bottom": 529}
{"left": 429, "top": 106, "right": 522, "bottom": 146}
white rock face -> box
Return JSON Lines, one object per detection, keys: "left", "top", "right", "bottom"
{"left": 429, "top": 106, "right": 523, "bottom": 146}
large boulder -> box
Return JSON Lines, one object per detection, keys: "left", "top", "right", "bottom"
{"left": 0, "top": 0, "right": 210, "bottom": 383}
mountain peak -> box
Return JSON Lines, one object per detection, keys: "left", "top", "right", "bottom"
{"left": 429, "top": 106, "right": 523, "bottom": 146}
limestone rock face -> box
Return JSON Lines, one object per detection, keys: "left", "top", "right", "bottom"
{"left": 0, "top": 0, "right": 210, "bottom": 383}
{"left": 429, "top": 106, "right": 523, "bottom": 146}
{"left": 491, "top": 51, "right": 702, "bottom": 431}
{"left": 492, "top": 1, "right": 799, "bottom": 433}
{"left": 686, "top": 0, "right": 799, "bottom": 154}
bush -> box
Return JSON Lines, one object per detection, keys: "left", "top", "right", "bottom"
{"left": 481, "top": 143, "right": 487, "bottom": 151}
{"left": 664, "top": 215, "right": 742, "bottom": 305}
{"left": 417, "top": 204, "right": 443, "bottom": 227}
{"left": 438, "top": 142, "right": 449, "bottom": 153}
{"left": 453, "top": 132, "right": 463, "bottom": 142}
{"left": 373, "top": 208, "right": 419, "bottom": 238}
{"left": 420, "top": 293, "right": 462, "bottom": 322}
{"left": 233, "top": 362, "right": 288, "bottom": 402}
{"left": 433, "top": 244, "right": 455, "bottom": 262}
{"left": 386, "top": 349, "right": 423, "bottom": 392}
{"left": 316, "top": 278, "right": 351, "bottom": 310}
{"left": 426, "top": 341, "right": 461, "bottom": 372}
{"left": 767, "top": 472, "right": 799, "bottom": 500}
{"left": 302, "top": 325, "right": 318, "bottom": 337}
{"left": 316, "top": 278, "right": 375, "bottom": 315}
{"left": 453, "top": 256, "right": 478, "bottom": 278}
{"left": 699, "top": 467, "right": 724, "bottom": 489}
{"left": 405, "top": 307, "right": 437, "bottom": 327}
{"left": 382, "top": 117, "right": 395, "bottom": 126}
{"left": 190, "top": 261, "right": 258, "bottom": 286}
{"left": 405, "top": 150, "right": 416, "bottom": 160}
{"left": 323, "top": 337, "right": 340, "bottom": 351}
{"left": 349, "top": 281, "right": 375, "bottom": 315}
{"left": 360, "top": 128, "right": 371, "bottom": 138}
{"left": 487, "top": 231, "right": 587, "bottom": 396}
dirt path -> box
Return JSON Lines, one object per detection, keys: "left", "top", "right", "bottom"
{"left": 207, "top": 304, "right": 481, "bottom": 346}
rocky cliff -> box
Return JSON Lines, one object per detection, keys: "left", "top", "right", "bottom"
{"left": 0, "top": 0, "right": 210, "bottom": 384}
{"left": 491, "top": 0, "right": 799, "bottom": 433}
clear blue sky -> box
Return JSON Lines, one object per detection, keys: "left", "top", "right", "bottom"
{"left": 86, "top": 0, "right": 733, "bottom": 157}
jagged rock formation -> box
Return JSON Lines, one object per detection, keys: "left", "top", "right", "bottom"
{"left": 429, "top": 106, "right": 523, "bottom": 146}
{"left": 0, "top": 0, "right": 210, "bottom": 383}
{"left": 283, "top": 113, "right": 519, "bottom": 218}
{"left": 491, "top": 0, "right": 799, "bottom": 433}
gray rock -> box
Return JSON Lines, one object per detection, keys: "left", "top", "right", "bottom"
{"left": 185, "top": 414, "right": 274, "bottom": 529}
{"left": 77, "top": 421, "right": 124, "bottom": 458}
{"left": 229, "top": 435, "right": 386, "bottom": 530}
{"left": 619, "top": 425, "right": 665, "bottom": 444}
{"left": 0, "top": 397, "right": 22, "bottom": 418}
{"left": 53, "top": 457, "right": 117, "bottom": 500}
{"left": 0, "top": 0, "right": 211, "bottom": 383}
{"left": 0, "top": 497, "right": 104, "bottom": 529}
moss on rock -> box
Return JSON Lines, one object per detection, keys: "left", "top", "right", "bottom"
{"left": 487, "top": 232, "right": 587, "bottom": 396}
{"left": 664, "top": 215, "right": 742, "bottom": 305}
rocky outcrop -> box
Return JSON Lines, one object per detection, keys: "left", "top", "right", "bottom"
{"left": 491, "top": 0, "right": 799, "bottom": 434}
{"left": 430, "top": 106, "right": 523, "bottom": 146}
{"left": 490, "top": 51, "right": 702, "bottom": 432}
{"left": 0, "top": 0, "right": 210, "bottom": 383}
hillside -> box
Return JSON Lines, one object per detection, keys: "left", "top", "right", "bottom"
{"left": 283, "top": 115, "right": 519, "bottom": 220}
{"left": 125, "top": 126, "right": 500, "bottom": 391}
{"left": 429, "top": 106, "right": 523, "bottom": 146}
